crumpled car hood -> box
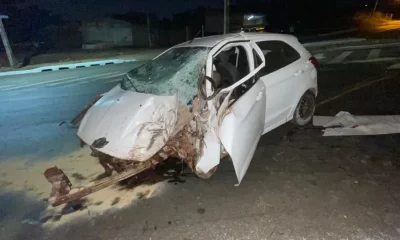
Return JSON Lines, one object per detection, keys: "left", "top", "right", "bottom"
{"left": 78, "top": 85, "right": 178, "bottom": 161}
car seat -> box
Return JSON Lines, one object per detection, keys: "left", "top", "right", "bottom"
{"left": 214, "top": 51, "right": 241, "bottom": 86}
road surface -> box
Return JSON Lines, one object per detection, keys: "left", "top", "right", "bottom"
{"left": 311, "top": 45, "right": 400, "bottom": 65}
{"left": 1, "top": 47, "right": 400, "bottom": 240}
{"left": 0, "top": 62, "right": 145, "bottom": 161}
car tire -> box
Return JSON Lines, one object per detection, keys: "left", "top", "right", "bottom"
{"left": 291, "top": 91, "right": 316, "bottom": 126}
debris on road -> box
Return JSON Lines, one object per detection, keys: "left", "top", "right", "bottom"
{"left": 388, "top": 63, "right": 400, "bottom": 70}
{"left": 60, "top": 94, "right": 103, "bottom": 128}
{"left": 21, "top": 219, "right": 41, "bottom": 225}
{"left": 313, "top": 111, "right": 400, "bottom": 136}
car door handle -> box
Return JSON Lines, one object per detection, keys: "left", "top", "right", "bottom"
{"left": 256, "top": 91, "right": 263, "bottom": 101}
{"left": 294, "top": 70, "right": 304, "bottom": 76}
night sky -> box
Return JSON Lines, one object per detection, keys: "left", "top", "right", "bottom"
{"left": 8, "top": 0, "right": 223, "bottom": 20}
{"left": 4, "top": 0, "right": 396, "bottom": 21}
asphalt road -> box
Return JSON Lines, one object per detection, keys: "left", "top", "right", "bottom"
{"left": 1, "top": 46, "right": 400, "bottom": 240}
{"left": 0, "top": 62, "right": 144, "bottom": 160}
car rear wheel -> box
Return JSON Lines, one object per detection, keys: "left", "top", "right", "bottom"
{"left": 292, "top": 91, "right": 316, "bottom": 126}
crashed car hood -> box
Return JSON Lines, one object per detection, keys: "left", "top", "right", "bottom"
{"left": 78, "top": 85, "right": 178, "bottom": 161}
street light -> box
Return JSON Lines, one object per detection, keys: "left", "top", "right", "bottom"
{"left": 224, "top": 0, "right": 230, "bottom": 34}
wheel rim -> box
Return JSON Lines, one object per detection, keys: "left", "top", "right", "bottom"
{"left": 298, "top": 94, "right": 315, "bottom": 119}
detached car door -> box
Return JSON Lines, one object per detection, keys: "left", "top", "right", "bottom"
{"left": 216, "top": 42, "right": 267, "bottom": 183}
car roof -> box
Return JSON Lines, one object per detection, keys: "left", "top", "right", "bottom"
{"left": 173, "top": 32, "right": 299, "bottom": 48}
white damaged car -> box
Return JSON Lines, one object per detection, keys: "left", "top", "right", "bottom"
{"left": 45, "top": 33, "right": 318, "bottom": 206}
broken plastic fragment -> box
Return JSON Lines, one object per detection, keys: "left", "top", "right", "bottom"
{"left": 314, "top": 111, "right": 400, "bottom": 136}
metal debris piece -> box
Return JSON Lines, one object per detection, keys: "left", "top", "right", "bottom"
{"left": 314, "top": 111, "right": 400, "bottom": 136}
{"left": 70, "top": 94, "right": 103, "bottom": 126}
{"left": 44, "top": 166, "right": 72, "bottom": 198}
{"left": 48, "top": 157, "right": 160, "bottom": 207}
{"left": 21, "top": 219, "right": 41, "bottom": 225}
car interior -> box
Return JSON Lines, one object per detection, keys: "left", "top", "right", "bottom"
{"left": 212, "top": 45, "right": 252, "bottom": 100}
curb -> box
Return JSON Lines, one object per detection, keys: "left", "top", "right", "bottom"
{"left": 0, "top": 58, "right": 136, "bottom": 77}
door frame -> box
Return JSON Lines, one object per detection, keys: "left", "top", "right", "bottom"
{"left": 195, "top": 39, "right": 267, "bottom": 183}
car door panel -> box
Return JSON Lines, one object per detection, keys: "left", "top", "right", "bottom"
{"left": 256, "top": 40, "right": 303, "bottom": 132}
{"left": 219, "top": 80, "right": 266, "bottom": 183}
{"left": 195, "top": 40, "right": 266, "bottom": 183}
{"left": 261, "top": 64, "right": 297, "bottom": 129}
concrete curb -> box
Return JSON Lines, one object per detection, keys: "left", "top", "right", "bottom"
{"left": 0, "top": 58, "right": 136, "bottom": 77}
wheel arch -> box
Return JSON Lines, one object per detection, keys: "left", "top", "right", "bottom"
{"left": 287, "top": 88, "right": 317, "bottom": 121}
{"left": 307, "top": 88, "right": 317, "bottom": 98}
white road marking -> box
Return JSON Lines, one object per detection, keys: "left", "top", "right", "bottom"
{"left": 105, "top": 76, "right": 125, "bottom": 83}
{"left": 45, "top": 71, "right": 120, "bottom": 87}
{"left": 63, "top": 73, "right": 124, "bottom": 87}
{"left": 367, "top": 49, "right": 381, "bottom": 60}
{"left": 0, "top": 77, "right": 75, "bottom": 90}
{"left": 346, "top": 57, "right": 400, "bottom": 64}
{"left": 0, "top": 76, "right": 78, "bottom": 91}
{"left": 0, "top": 71, "right": 121, "bottom": 91}
{"left": 0, "top": 84, "right": 19, "bottom": 90}
{"left": 314, "top": 53, "right": 325, "bottom": 60}
{"left": 328, "top": 51, "right": 353, "bottom": 64}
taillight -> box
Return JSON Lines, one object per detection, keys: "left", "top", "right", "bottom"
{"left": 309, "top": 56, "right": 318, "bottom": 68}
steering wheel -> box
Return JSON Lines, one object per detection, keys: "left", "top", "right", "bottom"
{"left": 198, "top": 76, "right": 221, "bottom": 101}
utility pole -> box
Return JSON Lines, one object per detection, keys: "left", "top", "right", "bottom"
{"left": 185, "top": 26, "right": 190, "bottom": 41}
{"left": 223, "top": 0, "right": 230, "bottom": 34}
{"left": 146, "top": 13, "right": 152, "bottom": 48}
{"left": 373, "top": 0, "right": 379, "bottom": 14}
{"left": 0, "top": 15, "right": 15, "bottom": 68}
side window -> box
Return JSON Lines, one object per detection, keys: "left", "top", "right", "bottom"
{"left": 213, "top": 45, "right": 250, "bottom": 87}
{"left": 212, "top": 44, "right": 255, "bottom": 101}
{"left": 256, "top": 41, "right": 300, "bottom": 76}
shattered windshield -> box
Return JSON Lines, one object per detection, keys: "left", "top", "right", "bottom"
{"left": 121, "top": 47, "right": 209, "bottom": 106}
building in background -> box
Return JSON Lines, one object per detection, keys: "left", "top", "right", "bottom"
{"left": 81, "top": 18, "right": 133, "bottom": 49}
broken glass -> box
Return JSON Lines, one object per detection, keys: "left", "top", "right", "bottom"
{"left": 122, "top": 47, "right": 209, "bottom": 106}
